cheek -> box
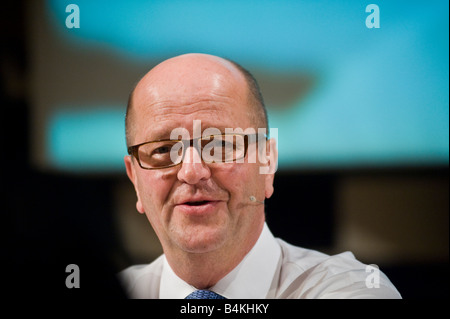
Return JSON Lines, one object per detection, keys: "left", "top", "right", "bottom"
{"left": 136, "top": 170, "right": 175, "bottom": 214}
{"left": 213, "top": 163, "right": 263, "bottom": 202}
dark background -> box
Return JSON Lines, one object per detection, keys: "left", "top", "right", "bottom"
{"left": 1, "top": 1, "right": 448, "bottom": 299}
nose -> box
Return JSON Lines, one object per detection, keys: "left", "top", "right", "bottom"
{"left": 177, "top": 145, "right": 211, "bottom": 184}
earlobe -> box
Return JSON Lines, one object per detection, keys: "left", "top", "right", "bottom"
{"left": 264, "top": 172, "right": 275, "bottom": 199}
{"left": 135, "top": 198, "right": 145, "bottom": 214}
{"left": 124, "top": 155, "right": 145, "bottom": 214}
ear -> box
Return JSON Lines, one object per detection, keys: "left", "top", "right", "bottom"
{"left": 264, "top": 138, "right": 278, "bottom": 199}
{"left": 124, "top": 155, "right": 145, "bottom": 214}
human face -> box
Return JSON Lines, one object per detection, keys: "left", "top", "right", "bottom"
{"left": 124, "top": 55, "right": 275, "bottom": 255}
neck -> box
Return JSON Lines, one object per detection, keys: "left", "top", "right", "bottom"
{"left": 164, "top": 220, "right": 264, "bottom": 289}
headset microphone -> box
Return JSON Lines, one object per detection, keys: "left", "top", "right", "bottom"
{"left": 249, "top": 195, "right": 265, "bottom": 205}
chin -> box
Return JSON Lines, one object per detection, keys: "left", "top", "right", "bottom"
{"left": 173, "top": 224, "right": 229, "bottom": 254}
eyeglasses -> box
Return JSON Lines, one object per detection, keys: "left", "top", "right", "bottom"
{"left": 127, "top": 133, "right": 266, "bottom": 170}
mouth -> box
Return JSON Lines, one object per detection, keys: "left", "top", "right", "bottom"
{"left": 183, "top": 200, "right": 213, "bottom": 206}
{"left": 175, "top": 198, "right": 222, "bottom": 215}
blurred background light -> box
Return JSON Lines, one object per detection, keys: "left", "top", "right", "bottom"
{"left": 36, "top": 0, "right": 449, "bottom": 172}
{"left": 48, "top": 107, "right": 125, "bottom": 171}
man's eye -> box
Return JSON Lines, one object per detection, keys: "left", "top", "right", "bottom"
{"left": 152, "top": 146, "right": 171, "bottom": 154}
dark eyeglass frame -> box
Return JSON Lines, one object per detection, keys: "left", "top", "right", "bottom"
{"left": 127, "top": 133, "right": 267, "bottom": 170}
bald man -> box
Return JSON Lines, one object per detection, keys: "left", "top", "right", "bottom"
{"left": 119, "top": 53, "right": 401, "bottom": 299}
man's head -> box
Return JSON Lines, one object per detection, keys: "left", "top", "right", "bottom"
{"left": 124, "top": 53, "right": 277, "bottom": 260}
{"left": 125, "top": 55, "right": 268, "bottom": 148}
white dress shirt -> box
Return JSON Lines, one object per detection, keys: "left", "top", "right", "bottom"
{"left": 118, "top": 223, "right": 401, "bottom": 299}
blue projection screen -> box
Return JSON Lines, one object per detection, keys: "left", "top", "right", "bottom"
{"left": 29, "top": 0, "right": 449, "bottom": 172}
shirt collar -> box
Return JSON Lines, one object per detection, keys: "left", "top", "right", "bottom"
{"left": 160, "top": 223, "right": 281, "bottom": 299}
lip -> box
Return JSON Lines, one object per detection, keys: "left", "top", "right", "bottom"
{"left": 174, "top": 198, "right": 223, "bottom": 216}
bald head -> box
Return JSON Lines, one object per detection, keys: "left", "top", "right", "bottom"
{"left": 125, "top": 53, "right": 267, "bottom": 147}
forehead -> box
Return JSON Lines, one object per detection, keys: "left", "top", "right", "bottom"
{"left": 131, "top": 60, "right": 254, "bottom": 142}
{"left": 135, "top": 94, "right": 254, "bottom": 142}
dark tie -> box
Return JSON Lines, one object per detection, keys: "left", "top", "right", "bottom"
{"left": 185, "top": 289, "right": 226, "bottom": 299}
